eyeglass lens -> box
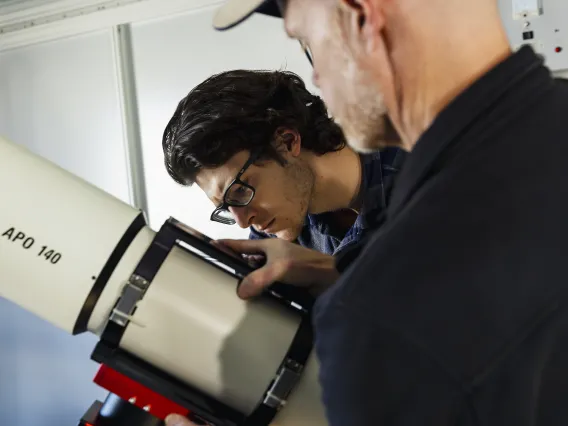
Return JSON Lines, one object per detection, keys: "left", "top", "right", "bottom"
{"left": 225, "top": 183, "right": 254, "bottom": 205}
{"left": 213, "top": 208, "right": 235, "bottom": 223}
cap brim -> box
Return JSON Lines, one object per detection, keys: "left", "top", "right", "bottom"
{"left": 212, "top": 0, "right": 281, "bottom": 31}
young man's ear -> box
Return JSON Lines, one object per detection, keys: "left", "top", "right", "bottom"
{"left": 273, "top": 127, "right": 302, "bottom": 157}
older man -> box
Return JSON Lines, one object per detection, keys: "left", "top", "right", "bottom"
{"left": 167, "top": 1, "right": 568, "bottom": 426}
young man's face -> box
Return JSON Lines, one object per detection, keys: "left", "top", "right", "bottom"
{"left": 195, "top": 150, "right": 314, "bottom": 242}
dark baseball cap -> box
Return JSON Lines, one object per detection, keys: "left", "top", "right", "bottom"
{"left": 212, "top": 0, "right": 282, "bottom": 31}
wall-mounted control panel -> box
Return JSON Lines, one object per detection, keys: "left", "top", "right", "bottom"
{"left": 499, "top": 0, "right": 568, "bottom": 72}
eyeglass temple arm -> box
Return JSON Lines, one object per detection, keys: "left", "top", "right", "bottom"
{"left": 299, "top": 40, "right": 313, "bottom": 66}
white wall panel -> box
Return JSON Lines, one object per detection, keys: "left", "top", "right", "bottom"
{"left": 0, "top": 30, "right": 130, "bottom": 202}
{"left": 0, "top": 29, "right": 127, "bottom": 426}
{"left": 130, "top": 6, "right": 315, "bottom": 239}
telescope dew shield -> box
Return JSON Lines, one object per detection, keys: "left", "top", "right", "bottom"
{"left": 0, "top": 135, "right": 145, "bottom": 334}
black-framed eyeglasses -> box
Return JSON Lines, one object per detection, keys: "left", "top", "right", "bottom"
{"left": 210, "top": 149, "right": 262, "bottom": 225}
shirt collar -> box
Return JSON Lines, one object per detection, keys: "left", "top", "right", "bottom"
{"left": 357, "top": 152, "right": 386, "bottom": 229}
{"left": 301, "top": 151, "right": 387, "bottom": 238}
{"left": 388, "top": 46, "right": 552, "bottom": 218}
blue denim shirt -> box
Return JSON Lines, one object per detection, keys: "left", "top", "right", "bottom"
{"left": 249, "top": 147, "right": 406, "bottom": 256}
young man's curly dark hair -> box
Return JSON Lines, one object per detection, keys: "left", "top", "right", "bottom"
{"left": 162, "top": 69, "right": 346, "bottom": 186}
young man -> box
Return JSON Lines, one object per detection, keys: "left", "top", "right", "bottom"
{"left": 162, "top": 69, "right": 404, "bottom": 256}
{"left": 166, "top": 1, "right": 568, "bottom": 426}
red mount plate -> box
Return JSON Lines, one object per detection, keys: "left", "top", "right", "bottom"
{"left": 93, "top": 364, "right": 190, "bottom": 420}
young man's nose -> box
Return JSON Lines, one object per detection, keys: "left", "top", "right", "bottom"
{"left": 229, "top": 205, "right": 254, "bottom": 228}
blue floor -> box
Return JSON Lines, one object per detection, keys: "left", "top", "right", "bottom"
{"left": 0, "top": 298, "right": 107, "bottom": 426}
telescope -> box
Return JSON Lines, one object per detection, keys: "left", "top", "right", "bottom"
{"left": 0, "top": 134, "right": 327, "bottom": 426}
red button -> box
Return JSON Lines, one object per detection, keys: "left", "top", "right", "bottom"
{"left": 556, "top": 47, "right": 563, "bottom": 53}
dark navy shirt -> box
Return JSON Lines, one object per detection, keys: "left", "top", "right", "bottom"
{"left": 249, "top": 147, "right": 406, "bottom": 256}
{"left": 314, "top": 47, "right": 568, "bottom": 426}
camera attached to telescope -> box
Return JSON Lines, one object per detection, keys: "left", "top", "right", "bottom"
{"left": 78, "top": 218, "right": 315, "bottom": 426}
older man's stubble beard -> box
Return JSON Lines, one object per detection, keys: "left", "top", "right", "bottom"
{"left": 327, "top": 22, "right": 401, "bottom": 154}
{"left": 339, "top": 113, "right": 400, "bottom": 154}
{"left": 333, "top": 62, "right": 398, "bottom": 153}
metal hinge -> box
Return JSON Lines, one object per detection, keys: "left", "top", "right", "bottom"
{"left": 263, "top": 358, "right": 303, "bottom": 409}
{"left": 108, "top": 274, "right": 149, "bottom": 327}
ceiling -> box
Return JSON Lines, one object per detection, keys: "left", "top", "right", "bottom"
{"left": 0, "top": 0, "right": 62, "bottom": 13}
{"left": 0, "top": 0, "right": 58, "bottom": 4}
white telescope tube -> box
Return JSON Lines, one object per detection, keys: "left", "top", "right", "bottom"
{"left": 0, "top": 134, "right": 145, "bottom": 334}
{"left": 0, "top": 135, "right": 327, "bottom": 425}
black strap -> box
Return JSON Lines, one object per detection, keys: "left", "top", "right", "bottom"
{"left": 73, "top": 212, "right": 146, "bottom": 335}
{"left": 284, "top": 314, "right": 314, "bottom": 370}
{"left": 100, "top": 220, "right": 179, "bottom": 348}
{"left": 243, "top": 404, "right": 278, "bottom": 426}
{"left": 244, "top": 314, "right": 314, "bottom": 425}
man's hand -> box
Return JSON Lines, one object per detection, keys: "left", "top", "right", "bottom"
{"left": 165, "top": 414, "right": 202, "bottom": 426}
{"left": 213, "top": 238, "right": 339, "bottom": 299}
